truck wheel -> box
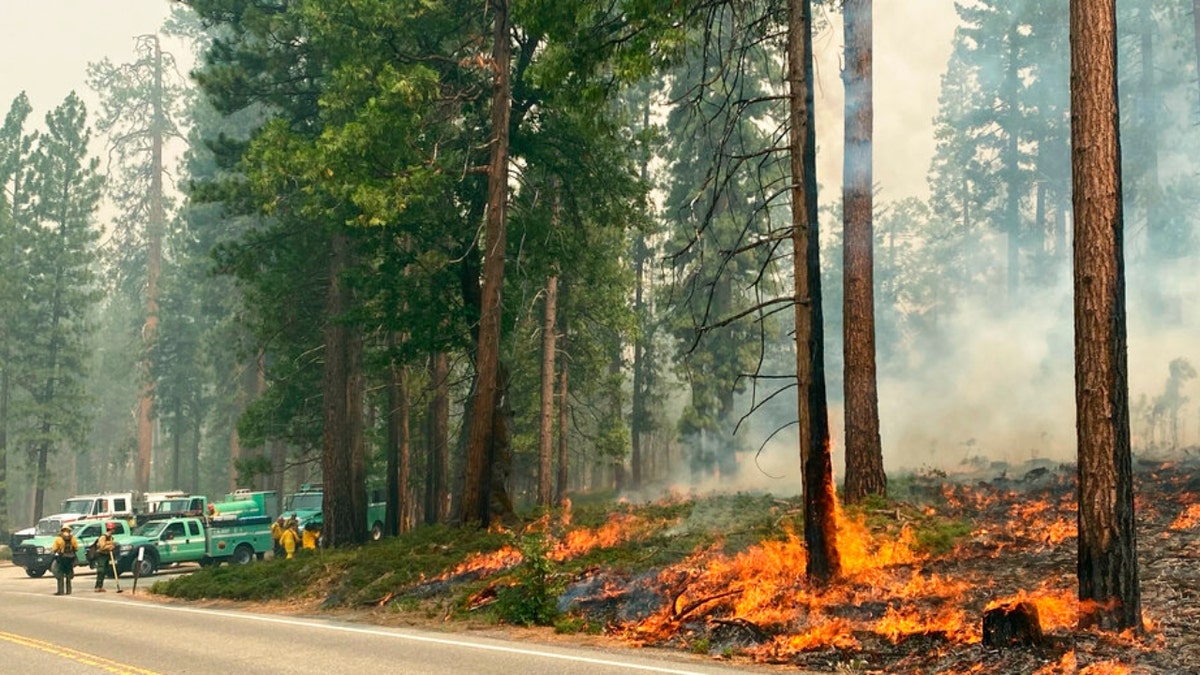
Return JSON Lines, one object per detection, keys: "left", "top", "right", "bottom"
{"left": 25, "top": 567, "right": 46, "bottom": 578}
{"left": 232, "top": 544, "right": 254, "bottom": 565}
{"left": 135, "top": 550, "right": 158, "bottom": 577}
{"left": 371, "top": 522, "right": 383, "bottom": 541}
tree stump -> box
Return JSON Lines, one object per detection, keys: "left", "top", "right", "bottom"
{"left": 982, "top": 601, "right": 1044, "bottom": 647}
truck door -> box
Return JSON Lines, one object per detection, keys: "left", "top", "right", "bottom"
{"left": 160, "top": 521, "right": 204, "bottom": 561}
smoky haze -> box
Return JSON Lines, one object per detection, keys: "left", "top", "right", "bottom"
{"left": 653, "top": 2, "right": 1200, "bottom": 500}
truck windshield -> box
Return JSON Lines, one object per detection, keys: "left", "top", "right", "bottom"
{"left": 133, "top": 522, "right": 167, "bottom": 538}
{"left": 62, "top": 499, "right": 94, "bottom": 515}
{"left": 286, "top": 494, "right": 322, "bottom": 511}
{"left": 35, "top": 519, "right": 63, "bottom": 536}
{"left": 156, "top": 498, "right": 191, "bottom": 512}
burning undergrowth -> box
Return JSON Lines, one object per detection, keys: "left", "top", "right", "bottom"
{"left": 383, "top": 457, "right": 1200, "bottom": 673}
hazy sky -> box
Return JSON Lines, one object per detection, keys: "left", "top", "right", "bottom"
{"left": 0, "top": 1, "right": 189, "bottom": 121}
{"left": 0, "top": 1, "right": 959, "bottom": 203}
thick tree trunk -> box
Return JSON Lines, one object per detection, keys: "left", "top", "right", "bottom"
{"left": 136, "top": 35, "right": 166, "bottom": 495}
{"left": 841, "top": 0, "right": 885, "bottom": 504}
{"left": 425, "top": 351, "right": 449, "bottom": 524}
{"left": 1070, "top": 0, "right": 1141, "bottom": 632}
{"left": 555, "top": 355, "right": 569, "bottom": 504}
{"left": 789, "top": 0, "right": 840, "bottom": 585}
{"left": 537, "top": 275, "right": 558, "bottom": 507}
{"left": 322, "top": 229, "right": 366, "bottom": 547}
{"left": 461, "top": 0, "right": 512, "bottom": 526}
{"left": 386, "top": 354, "right": 410, "bottom": 536}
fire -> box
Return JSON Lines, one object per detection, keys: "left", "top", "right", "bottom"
{"left": 446, "top": 545, "right": 523, "bottom": 577}
{"left": 1167, "top": 503, "right": 1200, "bottom": 530}
{"left": 988, "top": 587, "right": 1078, "bottom": 631}
{"left": 548, "top": 512, "right": 648, "bottom": 561}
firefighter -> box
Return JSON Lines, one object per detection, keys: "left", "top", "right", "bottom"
{"left": 271, "top": 517, "right": 285, "bottom": 558}
{"left": 93, "top": 522, "right": 118, "bottom": 592}
{"left": 301, "top": 522, "right": 320, "bottom": 551}
{"left": 50, "top": 526, "right": 80, "bottom": 595}
{"left": 280, "top": 518, "right": 299, "bottom": 559}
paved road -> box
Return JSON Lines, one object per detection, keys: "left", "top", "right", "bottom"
{"left": 0, "top": 562, "right": 768, "bottom": 674}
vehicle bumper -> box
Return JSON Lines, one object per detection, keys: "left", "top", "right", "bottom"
{"left": 12, "top": 550, "right": 53, "bottom": 572}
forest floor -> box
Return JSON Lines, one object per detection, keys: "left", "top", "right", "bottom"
{"left": 146, "top": 453, "right": 1200, "bottom": 675}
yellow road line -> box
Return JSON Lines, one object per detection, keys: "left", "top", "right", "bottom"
{"left": 0, "top": 630, "right": 162, "bottom": 675}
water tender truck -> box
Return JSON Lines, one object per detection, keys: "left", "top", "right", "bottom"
{"left": 114, "top": 505, "right": 273, "bottom": 577}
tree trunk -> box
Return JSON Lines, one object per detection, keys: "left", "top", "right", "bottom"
{"left": 1004, "top": 30, "right": 1021, "bottom": 304}
{"left": 136, "top": 35, "right": 166, "bottom": 496}
{"left": 555, "top": 353, "right": 570, "bottom": 505}
{"left": 425, "top": 351, "right": 449, "bottom": 524}
{"left": 386, "top": 353, "right": 410, "bottom": 536}
{"left": 322, "top": 229, "right": 366, "bottom": 547}
{"left": 172, "top": 397, "right": 183, "bottom": 489}
{"left": 461, "top": 0, "right": 512, "bottom": 527}
{"left": 841, "top": 0, "right": 886, "bottom": 504}
{"left": 1070, "top": 0, "right": 1141, "bottom": 632}
{"left": 0, "top": 360, "right": 9, "bottom": 534}
{"left": 538, "top": 275, "right": 558, "bottom": 507}
{"left": 789, "top": 0, "right": 840, "bottom": 585}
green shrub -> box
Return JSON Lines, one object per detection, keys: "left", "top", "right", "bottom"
{"left": 493, "top": 535, "right": 561, "bottom": 627}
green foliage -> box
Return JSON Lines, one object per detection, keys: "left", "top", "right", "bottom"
{"left": 493, "top": 535, "right": 561, "bottom": 627}
{"left": 912, "top": 520, "right": 973, "bottom": 557}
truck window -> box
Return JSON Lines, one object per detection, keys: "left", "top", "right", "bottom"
{"left": 114, "top": 498, "right": 127, "bottom": 512}
{"left": 164, "top": 522, "right": 186, "bottom": 540}
{"left": 187, "top": 522, "right": 201, "bottom": 537}
{"left": 95, "top": 499, "right": 109, "bottom": 515}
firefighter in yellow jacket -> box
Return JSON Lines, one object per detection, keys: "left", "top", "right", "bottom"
{"left": 50, "top": 526, "right": 80, "bottom": 595}
{"left": 270, "top": 517, "right": 285, "bottom": 558}
{"left": 279, "top": 518, "right": 299, "bottom": 559}
{"left": 301, "top": 522, "right": 320, "bottom": 550}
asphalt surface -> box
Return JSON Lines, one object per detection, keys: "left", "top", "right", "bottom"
{"left": 0, "top": 561, "right": 770, "bottom": 674}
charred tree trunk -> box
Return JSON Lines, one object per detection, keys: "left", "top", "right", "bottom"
{"left": 1070, "top": 0, "right": 1141, "bottom": 632}
{"left": 322, "top": 229, "right": 366, "bottom": 547}
{"left": 461, "top": 0, "right": 512, "bottom": 527}
{"left": 537, "top": 274, "right": 558, "bottom": 507}
{"left": 789, "top": 0, "right": 840, "bottom": 585}
{"left": 841, "top": 0, "right": 886, "bottom": 504}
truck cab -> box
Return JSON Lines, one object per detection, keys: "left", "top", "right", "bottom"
{"left": 9, "top": 492, "right": 138, "bottom": 549}
{"left": 11, "top": 518, "right": 132, "bottom": 578}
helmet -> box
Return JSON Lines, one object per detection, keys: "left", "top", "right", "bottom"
{"left": 106, "top": 522, "right": 118, "bottom": 532}
{"left": 60, "top": 526, "right": 72, "bottom": 535}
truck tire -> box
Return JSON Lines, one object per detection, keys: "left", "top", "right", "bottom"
{"left": 25, "top": 567, "right": 46, "bottom": 578}
{"left": 232, "top": 543, "right": 254, "bottom": 565}
{"left": 371, "top": 522, "right": 383, "bottom": 541}
{"left": 134, "top": 549, "right": 158, "bottom": 577}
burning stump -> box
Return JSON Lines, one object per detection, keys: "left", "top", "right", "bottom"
{"left": 982, "top": 601, "right": 1044, "bottom": 648}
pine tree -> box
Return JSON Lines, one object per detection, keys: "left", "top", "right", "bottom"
{"left": 17, "top": 92, "right": 103, "bottom": 520}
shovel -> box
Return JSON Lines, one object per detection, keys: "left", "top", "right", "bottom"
{"left": 108, "top": 549, "right": 123, "bottom": 593}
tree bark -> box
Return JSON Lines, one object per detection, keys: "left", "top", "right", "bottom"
{"left": 136, "top": 35, "right": 166, "bottom": 496}
{"left": 425, "top": 351, "right": 449, "bottom": 525}
{"left": 1070, "top": 0, "right": 1141, "bottom": 632}
{"left": 537, "top": 275, "right": 558, "bottom": 507}
{"left": 461, "top": 0, "right": 512, "bottom": 527}
{"left": 788, "top": 0, "right": 840, "bottom": 585}
{"left": 555, "top": 353, "right": 570, "bottom": 505}
{"left": 321, "top": 229, "right": 366, "bottom": 547}
{"left": 841, "top": 0, "right": 886, "bottom": 504}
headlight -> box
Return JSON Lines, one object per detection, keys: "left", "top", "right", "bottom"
{"left": 35, "top": 546, "right": 44, "bottom": 554}
{"left": 119, "top": 545, "right": 133, "bottom": 554}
